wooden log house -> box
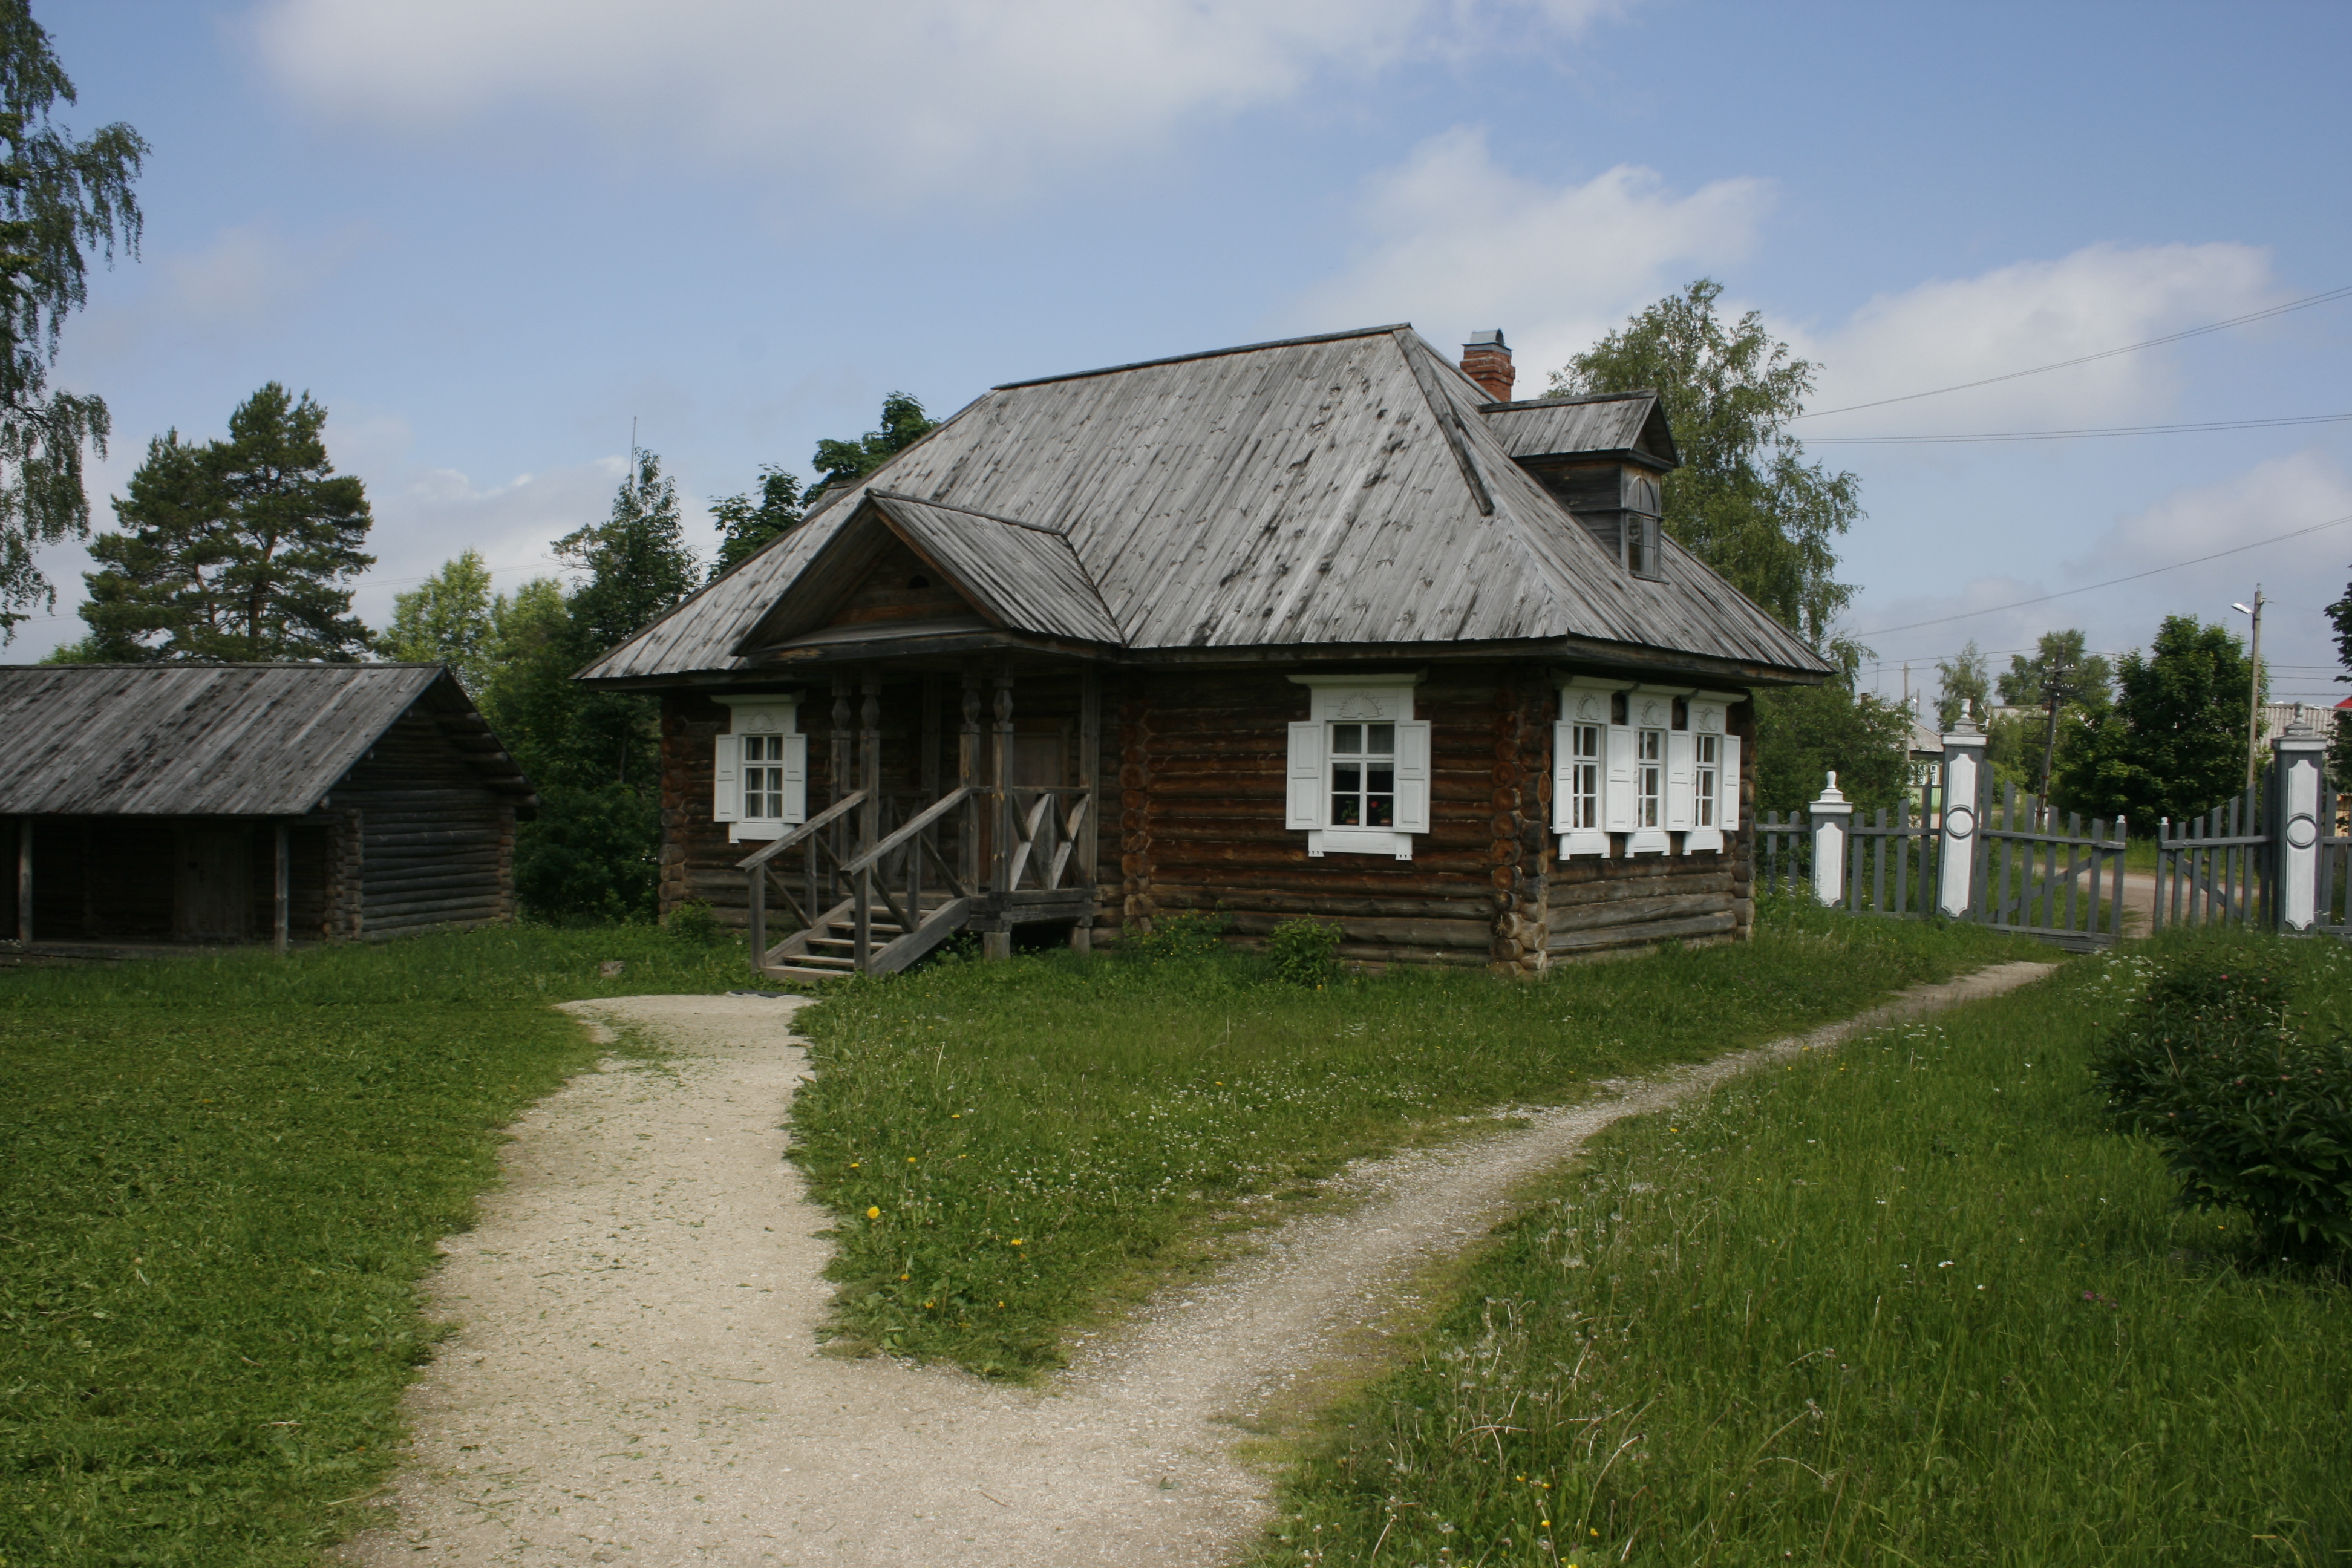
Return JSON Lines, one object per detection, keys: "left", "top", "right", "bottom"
{"left": 578, "top": 325, "right": 1832, "bottom": 980}
{"left": 1, "top": 664, "right": 535, "bottom": 957}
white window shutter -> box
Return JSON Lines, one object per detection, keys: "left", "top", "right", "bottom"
{"left": 779, "top": 733, "right": 808, "bottom": 824}
{"left": 1665, "top": 730, "right": 1696, "bottom": 833}
{"left": 1392, "top": 719, "right": 1432, "bottom": 834}
{"left": 712, "top": 734, "right": 740, "bottom": 823}
{"left": 1602, "top": 724, "right": 1635, "bottom": 832}
{"left": 1719, "top": 734, "right": 1742, "bottom": 832}
{"left": 1551, "top": 721, "right": 1576, "bottom": 832}
{"left": 1285, "top": 722, "right": 1323, "bottom": 830}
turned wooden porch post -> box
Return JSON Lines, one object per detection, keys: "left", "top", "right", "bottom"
{"left": 984, "top": 667, "right": 1014, "bottom": 961}
{"left": 958, "top": 671, "right": 983, "bottom": 894}
{"left": 273, "top": 822, "right": 290, "bottom": 956}
{"left": 14, "top": 816, "right": 30, "bottom": 947}
{"left": 829, "top": 675, "right": 853, "bottom": 909}
{"left": 1073, "top": 667, "right": 1101, "bottom": 953}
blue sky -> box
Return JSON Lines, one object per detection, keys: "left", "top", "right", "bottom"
{"left": 16, "top": 0, "right": 2352, "bottom": 711}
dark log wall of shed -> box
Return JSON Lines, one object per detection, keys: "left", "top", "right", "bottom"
{"left": 334, "top": 706, "right": 517, "bottom": 938}
{"left": 8, "top": 815, "right": 336, "bottom": 944}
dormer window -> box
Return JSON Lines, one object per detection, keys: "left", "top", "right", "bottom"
{"left": 1628, "top": 514, "right": 1665, "bottom": 581}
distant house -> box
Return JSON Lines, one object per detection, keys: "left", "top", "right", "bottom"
{"left": 2, "top": 664, "right": 535, "bottom": 955}
{"left": 578, "top": 324, "right": 1831, "bottom": 978}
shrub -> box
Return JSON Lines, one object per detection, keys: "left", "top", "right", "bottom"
{"left": 1122, "top": 909, "right": 1229, "bottom": 962}
{"left": 515, "top": 781, "right": 660, "bottom": 923}
{"left": 1266, "top": 916, "right": 1343, "bottom": 987}
{"left": 664, "top": 900, "right": 725, "bottom": 946}
{"left": 2092, "top": 940, "right": 2352, "bottom": 1258}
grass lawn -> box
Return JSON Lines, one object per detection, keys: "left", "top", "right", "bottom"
{"left": 1254, "top": 930, "right": 2352, "bottom": 1567}
{"left": 785, "top": 903, "right": 2043, "bottom": 1377}
{"left": 0, "top": 904, "right": 2039, "bottom": 1564}
{"left": 0, "top": 926, "right": 764, "bottom": 1567}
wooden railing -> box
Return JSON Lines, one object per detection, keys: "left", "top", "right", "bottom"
{"left": 738, "top": 791, "right": 867, "bottom": 970}
{"left": 838, "top": 786, "right": 975, "bottom": 969}
{"left": 1004, "top": 787, "right": 1091, "bottom": 893}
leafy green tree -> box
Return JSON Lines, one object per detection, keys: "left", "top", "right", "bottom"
{"left": 78, "top": 385, "right": 375, "bottom": 661}
{"left": 1994, "top": 629, "right": 2113, "bottom": 795}
{"left": 2057, "top": 615, "right": 2258, "bottom": 826}
{"left": 0, "top": 2, "right": 145, "bottom": 640}
{"left": 1750, "top": 683, "right": 1914, "bottom": 818}
{"left": 1552, "top": 279, "right": 1862, "bottom": 658}
{"left": 473, "top": 577, "right": 575, "bottom": 785}
{"left": 709, "top": 463, "right": 805, "bottom": 579}
{"left": 1934, "top": 641, "right": 1991, "bottom": 731}
{"left": 805, "top": 391, "right": 937, "bottom": 509}
{"left": 385, "top": 548, "right": 495, "bottom": 688}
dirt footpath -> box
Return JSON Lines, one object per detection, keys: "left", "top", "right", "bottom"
{"left": 341, "top": 963, "right": 2053, "bottom": 1567}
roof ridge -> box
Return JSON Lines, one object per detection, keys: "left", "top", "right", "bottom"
{"left": 1478, "top": 389, "right": 1659, "bottom": 412}
{"left": 1390, "top": 329, "right": 1495, "bottom": 518}
{"left": 867, "top": 489, "right": 1067, "bottom": 537}
{"left": 991, "top": 323, "right": 1413, "bottom": 391}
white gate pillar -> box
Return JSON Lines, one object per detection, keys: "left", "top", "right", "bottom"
{"left": 1809, "top": 773, "right": 1852, "bottom": 906}
{"left": 2273, "top": 710, "right": 2325, "bottom": 931}
{"left": 1938, "top": 705, "right": 1987, "bottom": 918}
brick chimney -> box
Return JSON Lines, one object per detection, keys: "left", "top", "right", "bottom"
{"left": 1459, "top": 329, "right": 1515, "bottom": 403}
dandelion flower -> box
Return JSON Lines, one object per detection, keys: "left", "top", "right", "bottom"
{"left": 1011, "top": 1238, "right": 1024, "bottom": 1246}
{"left": 867, "top": 1206, "right": 881, "bottom": 1219}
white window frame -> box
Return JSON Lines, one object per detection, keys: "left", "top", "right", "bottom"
{"left": 713, "top": 694, "right": 806, "bottom": 843}
{"left": 1684, "top": 690, "right": 1742, "bottom": 853}
{"left": 1555, "top": 676, "right": 1631, "bottom": 857}
{"left": 1285, "top": 675, "right": 1430, "bottom": 860}
{"left": 1625, "top": 688, "right": 1674, "bottom": 855}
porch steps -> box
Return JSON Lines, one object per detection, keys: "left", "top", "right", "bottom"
{"left": 759, "top": 896, "right": 972, "bottom": 984}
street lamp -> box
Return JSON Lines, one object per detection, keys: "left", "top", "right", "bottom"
{"left": 2231, "top": 589, "right": 2265, "bottom": 797}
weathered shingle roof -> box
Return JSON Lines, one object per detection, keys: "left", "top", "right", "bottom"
{"left": 0, "top": 664, "right": 531, "bottom": 816}
{"left": 581, "top": 325, "right": 1828, "bottom": 682}
{"left": 1478, "top": 390, "right": 1678, "bottom": 467}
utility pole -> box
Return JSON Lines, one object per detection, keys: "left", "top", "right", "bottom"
{"left": 2037, "top": 654, "right": 2069, "bottom": 808}
{"left": 2233, "top": 587, "right": 2266, "bottom": 797}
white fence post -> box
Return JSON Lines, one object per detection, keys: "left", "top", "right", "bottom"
{"left": 1810, "top": 772, "right": 1852, "bottom": 906}
{"left": 1938, "top": 704, "right": 1987, "bottom": 918}
{"left": 2273, "top": 709, "right": 2325, "bottom": 931}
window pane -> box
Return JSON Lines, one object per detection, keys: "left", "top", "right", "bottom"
{"left": 1333, "top": 763, "right": 1361, "bottom": 792}
{"left": 1367, "top": 766, "right": 1393, "bottom": 793}
{"left": 1366, "top": 792, "right": 1393, "bottom": 827}
{"left": 1331, "top": 793, "right": 1361, "bottom": 826}
{"left": 1366, "top": 723, "right": 1394, "bottom": 755}
{"left": 1333, "top": 724, "right": 1361, "bottom": 754}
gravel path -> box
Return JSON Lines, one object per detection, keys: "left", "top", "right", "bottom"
{"left": 340, "top": 962, "right": 2053, "bottom": 1566}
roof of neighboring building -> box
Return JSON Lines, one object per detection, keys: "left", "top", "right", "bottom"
{"left": 581, "top": 325, "right": 1830, "bottom": 685}
{"left": 0, "top": 663, "right": 535, "bottom": 817}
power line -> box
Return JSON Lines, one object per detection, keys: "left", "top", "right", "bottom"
{"left": 1794, "top": 284, "right": 2352, "bottom": 420}
{"left": 1851, "top": 510, "right": 2352, "bottom": 638}
{"left": 1809, "top": 412, "right": 2352, "bottom": 445}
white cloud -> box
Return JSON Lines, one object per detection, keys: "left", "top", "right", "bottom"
{"left": 249, "top": 0, "right": 1626, "bottom": 201}
{"left": 1291, "top": 126, "right": 1772, "bottom": 371}
{"left": 66, "top": 223, "right": 374, "bottom": 370}
{"left": 353, "top": 457, "right": 628, "bottom": 627}
{"left": 1789, "top": 243, "right": 2284, "bottom": 434}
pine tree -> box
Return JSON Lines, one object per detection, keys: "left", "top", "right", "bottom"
{"left": 77, "top": 384, "right": 374, "bottom": 661}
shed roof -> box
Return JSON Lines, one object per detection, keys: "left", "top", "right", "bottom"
{"left": 581, "top": 325, "right": 1828, "bottom": 683}
{"left": 0, "top": 663, "right": 535, "bottom": 817}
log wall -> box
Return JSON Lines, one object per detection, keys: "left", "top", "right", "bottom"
{"left": 337, "top": 706, "right": 518, "bottom": 939}
{"left": 656, "top": 660, "right": 1756, "bottom": 970}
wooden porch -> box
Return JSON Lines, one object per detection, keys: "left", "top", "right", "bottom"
{"left": 735, "top": 662, "right": 1101, "bottom": 981}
